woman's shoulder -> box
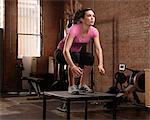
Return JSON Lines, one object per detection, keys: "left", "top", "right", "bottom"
{"left": 70, "top": 23, "right": 81, "bottom": 29}
{"left": 90, "top": 25, "right": 98, "bottom": 31}
{"left": 68, "top": 24, "right": 81, "bottom": 33}
{"left": 90, "top": 26, "right": 99, "bottom": 33}
{"left": 90, "top": 26, "right": 100, "bottom": 37}
{"left": 67, "top": 24, "right": 81, "bottom": 37}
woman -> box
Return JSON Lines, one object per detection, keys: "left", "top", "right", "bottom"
{"left": 55, "top": 8, "right": 105, "bottom": 94}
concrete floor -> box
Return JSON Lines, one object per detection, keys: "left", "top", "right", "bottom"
{"left": 0, "top": 93, "right": 149, "bottom": 120}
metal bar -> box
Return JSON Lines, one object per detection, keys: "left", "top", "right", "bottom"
{"left": 43, "top": 94, "right": 46, "bottom": 120}
{"left": 112, "top": 18, "right": 115, "bottom": 86}
{"left": 36, "top": 82, "right": 41, "bottom": 97}
{"left": 85, "top": 100, "right": 88, "bottom": 120}
{"left": 112, "top": 97, "right": 117, "bottom": 120}
{"left": 17, "top": 33, "right": 41, "bottom": 36}
{"left": 66, "top": 99, "right": 70, "bottom": 120}
{"left": 91, "top": 39, "right": 94, "bottom": 90}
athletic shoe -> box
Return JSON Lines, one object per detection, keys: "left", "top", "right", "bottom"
{"left": 79, "top": 84, "right": 93, "bottom": 93}
{"left": 68, "top": 85, "right": 79, "bottom": 95}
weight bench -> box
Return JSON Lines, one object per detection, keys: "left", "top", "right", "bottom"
{"left": 23, "top": 76, "right": 44, "bottom": 97}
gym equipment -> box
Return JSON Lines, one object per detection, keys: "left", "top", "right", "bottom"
{"left": 105, "top": 64, "right": 145, "bottom": 108}
{"left": 43, "top": 91, "right": 116, "bottom": 120}
{"left": 118, "top": 64, "right": 145, "bottom": 93}
{"left": 51, "top": 62, "right": 68, "bottom": 91}
{"left": 119, "top": 64, "right": 145, "bottom": 104}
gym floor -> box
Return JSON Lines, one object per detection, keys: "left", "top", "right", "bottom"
{"left": 0, "top": 93, "right": 149, "bottom": 120}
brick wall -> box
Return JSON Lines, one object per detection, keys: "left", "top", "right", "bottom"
{"left": 80, "top": 0, "right": 150, "bottom": 92}
{"left": 118, "top": 16, "right": 150, "bottom": 69}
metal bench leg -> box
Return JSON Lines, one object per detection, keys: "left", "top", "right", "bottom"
{"left": 31, "top": 81, "right": 41, "bottom": 96}
{"left": 113, "top": 97, "right": 117, "bottom": 120}
{"left": 85, "top": 100, "right": 88, "bottom": 120}
{"left": 43, "top": 95, "right": 46, "bottom": 120}
{"left": 66, "top": 99, "right": 70, "bottom": 120}
{"left": 28, "top": 80, "right": 32, "bottom": 95}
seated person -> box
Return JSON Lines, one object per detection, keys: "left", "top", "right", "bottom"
{"left": 55, "top": 8, "right": 105, "bottom": 94}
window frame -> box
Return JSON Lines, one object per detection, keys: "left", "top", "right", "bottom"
{"left": 0, "top": 0, "right": 5, "bottom": 28}
{"left": 17, "top": 0, "right": 43, "bottom": 59}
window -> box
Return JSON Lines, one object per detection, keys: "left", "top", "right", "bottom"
{"left": 0, "top": 0, "right": 4, "bottom": 28}
{"left": 18, "top": 0, "right": 41, "bottom": 58}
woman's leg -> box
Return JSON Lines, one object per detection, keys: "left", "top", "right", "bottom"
{"left": 80, "top": 66, "right": 92, "bottom": 86}
{"left": 68, "top": 65, "right": 80, "bottom": 94}
{"left": 68, "top": 63, "right": 80, "bottom": 86}
{"left": 68, "top": 66, "right": 75, "bottom": 86}
{"left": 79, "top": 66, "right": 93, "bottom": 93}
{"left": 55, "top": 49, "right": 79, "bottom": 94}
{"left": 79, "top": 52, "right": 94, "bottom": 85}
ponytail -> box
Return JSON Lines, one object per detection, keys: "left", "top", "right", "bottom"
{"left": 74, "top": 9, "right": 83, "bottom": 24}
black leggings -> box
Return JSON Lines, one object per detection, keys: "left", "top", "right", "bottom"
{"left": 54, "top": 49, "right": 94, "bottom": 68}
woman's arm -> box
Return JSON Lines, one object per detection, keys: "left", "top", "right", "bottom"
{"left": 63, "top": 34, "right": 75, "bottom": 68}
{"left": 93, "top": 36, "right": 105, "bottom": 74}
{"left": 63, "top": 34, "right": 83, "bottom": 77}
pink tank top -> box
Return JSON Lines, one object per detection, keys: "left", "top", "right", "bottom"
{"left": 57, "top": 23, "right": 99, "bottom": 52}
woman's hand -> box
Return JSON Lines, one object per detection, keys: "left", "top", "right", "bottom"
{"left": 98, "top": 65, "right": 105, "bottom": 75}
{"left": 70, "top": 66, "right": 83, "bottom": 78}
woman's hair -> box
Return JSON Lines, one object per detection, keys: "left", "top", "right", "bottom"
{"left": 74, "top": 8, "right": 95, "bottom": 24}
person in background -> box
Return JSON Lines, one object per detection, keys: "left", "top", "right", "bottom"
{"left": 55, "top": 8, "right": 105, "bottom": 94}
